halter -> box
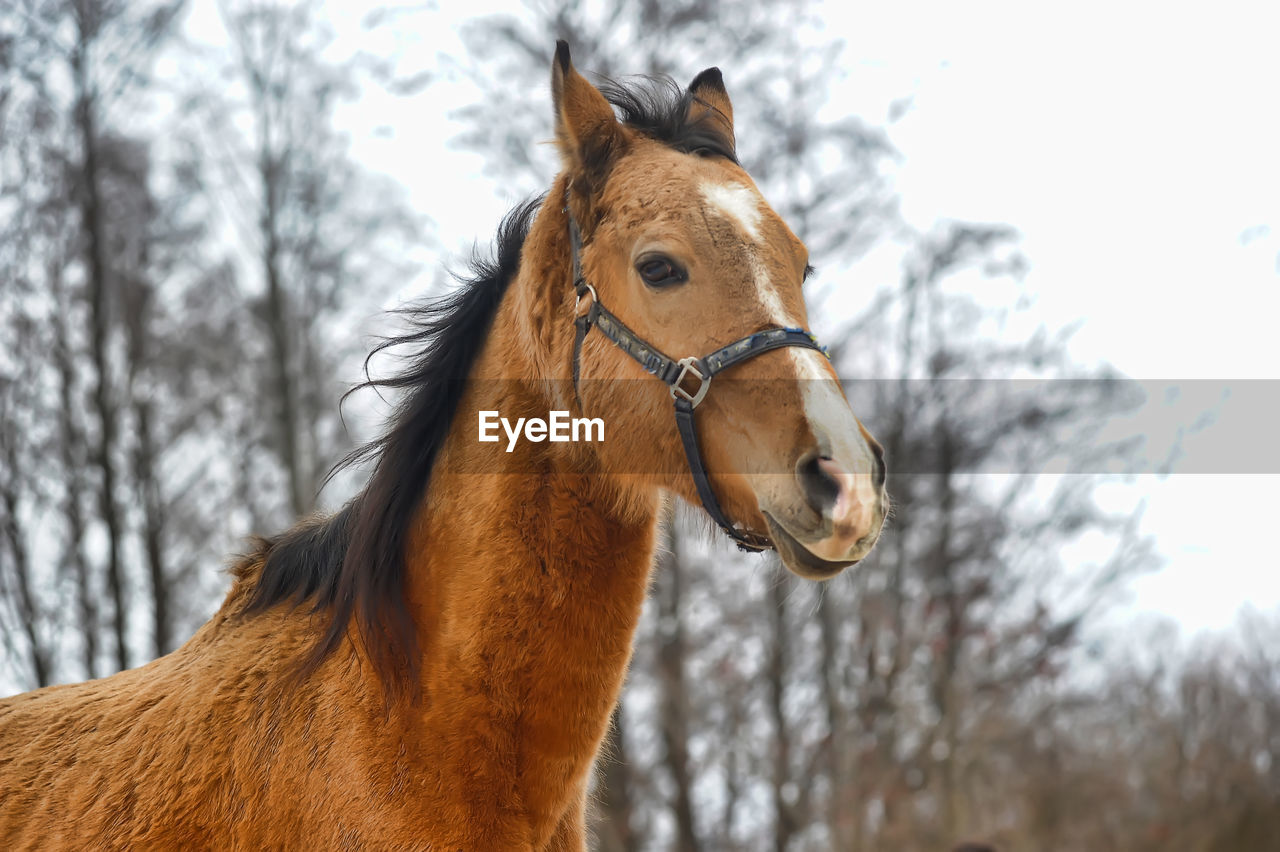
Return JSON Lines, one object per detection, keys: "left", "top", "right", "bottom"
{"left": 566, "top": 207, "right": 829, "bottom": 552}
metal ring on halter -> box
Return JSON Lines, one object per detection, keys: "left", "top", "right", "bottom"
{"left": 575, "top": 283, "right": 598, "bottom": 313}
{"left": 669, "top": 357, "right": 711, "bottom": 408}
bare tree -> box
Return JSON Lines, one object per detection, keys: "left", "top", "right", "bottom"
{"left": 50, "top": 258, "right": 100, "bottom": 678}
{"left": 208, "top": 0, "right": 422, "bottom": 522}
{"left": 653, "top": 518, "right": 697, "bottom": 852}
{"left": 0, "top": 379, "right": 52, "bottom": 689}
{"left": 6, "top": 0, "right": 187, "bottom": 673}
{"left": 593, "top": 705, "right": 637, "bottom": 852}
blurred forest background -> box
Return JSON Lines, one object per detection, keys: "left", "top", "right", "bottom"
{"left": 1, "top": 2, "right": 1277, "bottom": 850}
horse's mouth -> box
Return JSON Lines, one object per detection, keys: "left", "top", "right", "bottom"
{"left": 763, "top": 512, "right": 862, "bottom": 580}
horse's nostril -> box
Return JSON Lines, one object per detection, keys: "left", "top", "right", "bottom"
{"left": 797, "top": 453, "right": 841, "bottom": 515}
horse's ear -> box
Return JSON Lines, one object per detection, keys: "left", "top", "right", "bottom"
{"left": 688, "top": 67, "right": 735, "bottom": 150}
{"left": 551, "top": 40, "right": 625, "bottom": 194}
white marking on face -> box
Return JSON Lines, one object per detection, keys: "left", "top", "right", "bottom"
{"left": 752, "top": 256, "right": 800, "bottom": 329}
{"left": 750, "top": 257, "right": 852, "bottom": 449}
{"left": 798, "top": 349, "right": 854, "bottom": 439}
{"left": 703, "top": 180, "right": 859, "bottom": 471}
{"left": 700, "top": 181, "right": 763, "bottom": 243}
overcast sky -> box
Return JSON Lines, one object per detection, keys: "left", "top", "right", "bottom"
{"left": 827, "top": 1, "right": 1279, "bottom": 638}
{"left": 187, "top": 0, "right": 1279, "bottom": 638}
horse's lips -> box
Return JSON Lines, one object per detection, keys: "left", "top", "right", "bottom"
{"left": 762, "top": 512, "right": 861, "bottom": 580}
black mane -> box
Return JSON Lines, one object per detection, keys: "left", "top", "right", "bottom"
{"left": 243, "top": 197, "right": 541, "bottom": 698}
{"left": 242, "top": 74, "right": 730, "bottom": 701}
{"left": 598, "top": 75, "right": 738, "bottom": 163}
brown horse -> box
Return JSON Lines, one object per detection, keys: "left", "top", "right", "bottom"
{"left": 0, "top": 43, "right": 885, "bottom": 849}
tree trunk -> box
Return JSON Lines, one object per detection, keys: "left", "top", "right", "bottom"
{"left": 818, "top": 588, "right": 855, "bottom": 849}
{"left": 593, "top": 704, "right": 635, "bottom": 852}
{"left": 0, "top": 436, "right": 51, "bottom": 688}
{"left": 932, "top": 428, "right": 961, "bottom": 843}
{"left": 768, "top": 573, "right": 797, "bottom": 852}
{"left": 130, "top": 363, "right": 170, "bottom": 658}
{"left": 74, "top": 12, "right": 129, "bottom": 673}
{"left": 123, "top": 263, "right": 172, "bottom": 660}
{"left": 52, "top": 264, "right": 99, "bottom": 679}
{"left": 257, "top": 129, "right": 306, "bottom": 517}
{"left": 655, "top": 520, "right": 697, "bottom": 851}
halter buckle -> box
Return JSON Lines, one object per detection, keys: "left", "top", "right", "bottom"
{"left": 575, "top": 283, "right": 598, "bottom": 313}
{"left": 670, "top": 357, "right": 711, "bottom": 408}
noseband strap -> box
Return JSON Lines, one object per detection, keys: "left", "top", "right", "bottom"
{"left": 567, "top": 209, "right": 828, "bottom": 552}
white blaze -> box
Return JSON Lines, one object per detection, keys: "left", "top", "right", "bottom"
{"left": 702, "top": 182, "right": 879, "bottom": 560}
{"left": 700, "top": 180, "right": 763, "bottom": 243}
{"left": 702, "top": 179, "right": 858, "bottom": 468}
{"left": 702, "top": 178, "right": 799, "bottom": 327}
{"left": 751, "top": 255, "right": 799, "bottom": 329}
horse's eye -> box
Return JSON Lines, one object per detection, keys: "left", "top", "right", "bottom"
{"left": 635, "top": 255, "right": 688, "bottom": 289}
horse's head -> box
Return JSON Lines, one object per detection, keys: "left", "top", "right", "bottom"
{"left": 550, "top": 43, "right": 885, "bottom": 578}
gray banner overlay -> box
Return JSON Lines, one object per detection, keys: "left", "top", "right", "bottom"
{"left": 438, "top": 379, "right": 1279, "bottom": 475}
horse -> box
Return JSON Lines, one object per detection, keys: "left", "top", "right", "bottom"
{"left": 0, "top": 42, "right": 886, "bottom": 850}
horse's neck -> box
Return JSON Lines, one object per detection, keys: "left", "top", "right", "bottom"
{"left": 400, "top": 256, "right": 661, "bottom": 823}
